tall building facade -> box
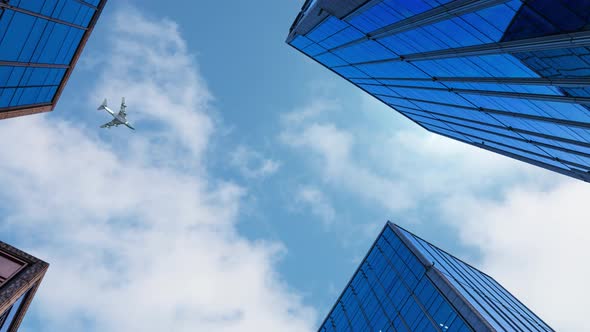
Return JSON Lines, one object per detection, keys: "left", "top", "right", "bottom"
{"left": 288, "top": 0, "right": 590, "bottom": 183}
{"left": 0, "top": 241, "right": 48, "bottom": 331}
{"left": 319, "top": 222, "right": 552, "bottom": 331}
{"left": 0, "top": 0, "right": 107, "bottom": 120}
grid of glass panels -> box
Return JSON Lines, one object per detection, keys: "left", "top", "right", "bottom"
{"left": 288, "top": 0, "right": 590, "bottom": 182}
{"left": 0, "top": 0, "right": 103, "bottom": 112}
{"left": 399, "top": 227, "right": 554, "bottom": 332}
{"left": 319, "top": 225, "right": 473, "bottom": 332}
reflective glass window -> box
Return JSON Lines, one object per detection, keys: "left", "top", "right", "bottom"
{"left": 400, "top": 228, "right": 556, "bottom": 331}
{"left": 0, "top": 1, "right": 103, "bottom": 111}
{"left": 290, "top": 0, "right": 590, "bottom": 183}
{"left": 319, "top": 226, "right": 474, "bottom": 331}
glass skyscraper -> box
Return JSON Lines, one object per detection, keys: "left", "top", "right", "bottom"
{"left": 0, "top": 0, "right": 107, "bottom": 120}
{"left": 318, "top": 222, "right": 553, "bottom": 331}
{"left": 287, "top": 0, "right": 590, "bottom": 183}
{"left": 0, "top": 241, "right": 48, "bottom": 332}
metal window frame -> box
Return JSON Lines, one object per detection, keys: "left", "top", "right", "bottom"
{"left": 0, "top": 61, "right": 70, "bottom": 69}
{"left": 349, "top": 76, "right": 590, "bottom": 88}
{"left": 0, "top": 0, "right": 107, "bottom": 120}
{"left": 0, "top": 251, "right": 27, "bottom": 287}
{"left": 358, "top": 260, "right": 404, "bottom": 329}
{"left": 364, "top": 82, "right": 590, "bottom": 104}
{"left": 425, "top": 121, "right": 590, "bottom": 171}
{"left": 347, "top": 283, "right": 375, "bottom": 330}
{"left": 0, "top": 84, "right": 60, "bottom": 90}
{"left": 332, "top": 30, "right": 590, "bottom": 67}
{"left": 49, "top": 0, "right": 107, "bottom": 112}
{"left": 409, "top": 233, "right": 536, "bottom": 331}
{"left": 373, "top": 238, "right": 438, "bottom": 331}
{"left": 72, "top": 0, "right": 99, "bottom": 10}
{"left": 0, "top": 242, "right": 48, "bottom": 332}
{"left": 402, "top": 108, "right": 590, "bottom": 159}
{"left": 389, "top": 102, "right": 590, "bottom": 151}
{"left": 0, "top": 3, "right": 90, "bottom": 31}
{"left": 395, "top": 224, "right": 556, "bottom": 331}
{"left": 389, "top": 223, "right": 495, "bottom": 332}
{"left": 374, "top": 93, "right": 590, "bottom": 130}
{"left": 437, "top": 128, "right": 590, "bottom": 182}
{"left": 368, "top": 245, "right": 413, "bottom": 331}
{"left": 286, "top": 0, "right": 369, "bottom": 43}
{"left": 0, "top": 104, "right": 52, "bottom": 120}
{"left": 323, "top": 0, "right": 511, "bottom": 55}
{"left": 315, "top": 223, "right": 416, "bottom": 332}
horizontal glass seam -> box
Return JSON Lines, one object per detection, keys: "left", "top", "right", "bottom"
{"left": 326, "top": 0, "right": 511, "bottom": 55}
{"left": 0, "top": 4, "right": 89, "bottom": 31}
{"left": 332, "top": 30, "right": 590, "bottom": 67}
{"left": 374, "top": 93, "right": 590, "bottom": 130}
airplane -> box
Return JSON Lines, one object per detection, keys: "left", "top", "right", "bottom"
{"left": 97, "top": 97, "right": 135, "bottom": 130}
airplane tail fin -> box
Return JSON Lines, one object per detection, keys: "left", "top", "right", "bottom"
{"left": 97, "top": 98, "right": 107, "bottom": 110}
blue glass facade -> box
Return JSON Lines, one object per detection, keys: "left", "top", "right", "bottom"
{"left": 318, "top": 222, "right": 553, "bottom": 331}
{"left": 288, "top": 0, "right": 590, "bottom": 182}
{"left": 0, "top": 0, "right": 107, "bottom": 120}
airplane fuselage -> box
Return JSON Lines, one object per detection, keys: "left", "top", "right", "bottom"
{"left": 103, "top": 105, "right": 128, "bottom": 124}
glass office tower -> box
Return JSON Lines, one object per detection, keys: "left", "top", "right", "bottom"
{"left": 318, "top": 222, "right": 553, "bottom": 331}
{"left": 0, "top": 241, "right": 48, "bottom": 331}
{"left": 0, "top": 0, "right": 107, "bottom": 120}
{"left": 287, "top": 0, "right": 590, "bottom": 183}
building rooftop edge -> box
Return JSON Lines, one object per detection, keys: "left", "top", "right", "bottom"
{"left": 388, "top": 222, "right": 495, "bottom": 331}
{"left": 314, "top": 221, "right": 391, "bottom": 331}
{"left": 0, "top": 241, "right": 49, "bottom": 331}
{"left": 286, "top": 0, "right": 370, "bottom": 43}
{"left": 50, "top": 0, "right": 109, "bottom": 113}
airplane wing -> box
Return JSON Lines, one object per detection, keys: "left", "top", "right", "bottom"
{"left": 118, "top": 97, "right": 127, "bottom": 117}
{"left": 100, "top": 118, "right": 122, "bottom": 128}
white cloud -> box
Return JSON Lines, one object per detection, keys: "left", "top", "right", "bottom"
{"left": 0, "top": 8, "right": 314, "bottom": 332}
{"left": 280, "top": 95, "right": 550, "bottom": 215}
{"left": 295, "top": 186, "right": 336, "bottom": 226}
{"left": 230, "top": 146, "right": 281, "bottom": 179}
{"left": 442, "top": 180, "right": 590, "bottom": 332}
{"left": 281, "top": 117, "right": 414, "bottom": 213}
{"left": 280, "top": 98, "right": 339, "bottom": 126}
{"left": 93, "top": 8, "right": 213, "bottom": 165}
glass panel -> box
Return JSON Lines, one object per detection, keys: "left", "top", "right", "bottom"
{"left": 0, "top": 254, "right": 24, "bottom": 281}
{"left": 379, "top": 2, "right": 521, "bottom": 54}
{"left": 400, "top": 228, "right": 556, "bottom": 331}
{"left": 11, "top": 0, "right": 96, "bottom": 27}
{"left": 347, "top": 0, "right": 452, "bottom": 33}
{"left": 0, "top": 1, "right": 104, "bottom": 110}
{"left": 318, "top": 226, "right": 473, "bottom": 331}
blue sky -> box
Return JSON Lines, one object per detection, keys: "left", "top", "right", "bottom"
{"left": 1, "top": 1, "right": 590, "bottom": 331}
